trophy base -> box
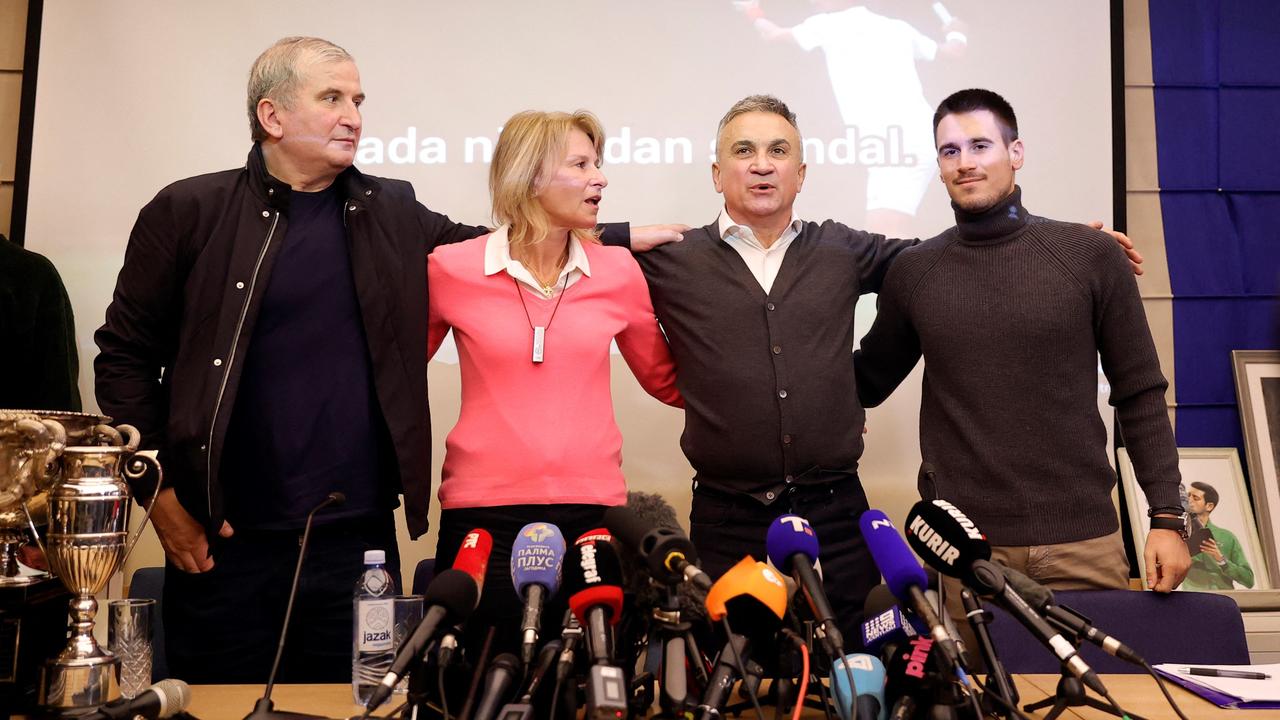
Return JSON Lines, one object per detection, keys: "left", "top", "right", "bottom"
{"left": 0, "top": 571, "right": 50, "bottom": 586}
{"left": 38, "top": 654, "right": 120, "bottom": 714}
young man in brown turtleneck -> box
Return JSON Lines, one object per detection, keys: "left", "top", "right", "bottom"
{"left": 854, "top": 89, "right": 1191, "bottom": 598}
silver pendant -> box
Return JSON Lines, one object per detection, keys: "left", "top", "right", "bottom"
{"left": 532, "top": 326, "right": 545, "bottom": 363}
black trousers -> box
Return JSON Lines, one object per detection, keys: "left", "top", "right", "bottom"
{"left": 163, "top": 513, "right": 400, "bottom": 684}
{"left": 433, "top": 504, "right": 609, "bottom": 661}
{"left": 688, "top": 479, "right": 879, "bottom": 652}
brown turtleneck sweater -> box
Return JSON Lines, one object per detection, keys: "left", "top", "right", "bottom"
{"left": 854, "top": 187, "right": 1180, "bottom": 545}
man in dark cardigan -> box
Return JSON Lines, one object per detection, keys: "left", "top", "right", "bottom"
{"left": 634, "top": 96, "right": 914, "bottom": 645}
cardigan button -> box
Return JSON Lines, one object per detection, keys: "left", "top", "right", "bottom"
{"left": 766, "top": 302, "right": 776, "bottom": 311}
{"left": 261, "top": 210, "right": 270, "bottom": 218}
{"left": 783, "top": 435, "right": 792, "bottom": 445}
{"left": 771, "top": 345, "right": 782, "bottom": 355}
{"left": 235, "top": 281, "right": 245, "bottom": 290}
{"left": 213, "top": 358, "right": 223, "bottom": 367}
{"left": 778, "top": 389, "right": 788, "bottom": 399}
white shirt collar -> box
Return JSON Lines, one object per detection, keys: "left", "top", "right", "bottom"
{"left": 718, "top": 208, "right": 804, "bottom": 249}
{"left": 483, "top": 225, "right": 592, "bottom": 279}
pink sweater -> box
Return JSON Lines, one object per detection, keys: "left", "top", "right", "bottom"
{"left": 428, "top": 235, "right": 682, "bottom": 509}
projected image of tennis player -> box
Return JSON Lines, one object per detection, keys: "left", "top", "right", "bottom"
{"left": 736, "top": 0, "right": 968, "bottom": 237}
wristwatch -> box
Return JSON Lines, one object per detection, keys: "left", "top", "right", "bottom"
{"left": 1149, "top": 513, "right": 1189, "bottom": 539}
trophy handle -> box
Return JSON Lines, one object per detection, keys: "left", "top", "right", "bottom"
{"left": 90, "top": 423, "right": 124, "bottom": 446}
{"left": 114, "top": 424, "right": 142, "bottom": 453}
{"left": 39, "top": 419, "right": 67, "bottom": 478}
{"left": 120, "top": 451, "right": 163, "bottom": 568}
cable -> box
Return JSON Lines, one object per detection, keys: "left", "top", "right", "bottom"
{"left": 719, "top": 617, "right": 766, "bottom": 720}
{"left": 1140, "top": 660, "right": 1191, "bottom": 720}
{"left": 791, "top": 643, "right": 809, "bottom": 720}
{"left": 548, "top": 670, "right": 564, "bottom": 720}
{"left": 964, "top": 677, "right": 1035, "bottom": 720}
{"left": 437, "top": 661, "right": 450, "bottom": 720}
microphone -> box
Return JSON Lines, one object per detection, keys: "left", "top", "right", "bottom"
{"left": 470, "top": 653, "right": 522, "bottom": 720}
{"left": 564, "top": 530, "right": 628, "bottom": 719}
{"left": 860, "top": 584, "right": 923, "bottom": 658}
{"left": 830, "top": 654, "right": 887, "bottom": 720}
{"left": 697, "top": 557, "right": 788, "bottom": 720}
{"left": 883, "top": 635, "right": 951, "bottom": 720}
{"left": 244, "top": 492, "right": 345, "bottom": 720}
{"left": 363, "top": 536, "right": 489, "bottom": 712}
{"left": 903, "top": 500, "right": 1111, "bottom": 699}
{"left": 604, "top": 503, "right": 712, "bottom": 591}
{"left": 857, "top": 510, "right": 964, "bottom": 673}
{"left": 765, "top": 514, "right": 846, "bottom": 657}
{"left": 998, "top": 564, "right": 1145, "bottom": 665}
{"left": 494, "top": 639, "right": 561, "bottom": 720}
{"left": 564, "top": 530, "right": 625, "bottom": 665}
{"left": 83, "top": 679, "right": 191, "bottom": 720}
{"left": 511, "top": 522, "right": 566, "bottom": 665}
{"left": 454, "top": 527, "right": 494, "bottom": 595}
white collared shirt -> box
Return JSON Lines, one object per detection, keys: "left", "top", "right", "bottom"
{"left": 483, "top": 225, "right": 591, "bottom": 297}
{"left": 718, "top": 209, "right": 804, "bottom": 293}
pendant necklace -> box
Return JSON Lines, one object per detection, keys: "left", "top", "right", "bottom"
{"left": 515, "top": 274, "right": 568, "bottom": 363}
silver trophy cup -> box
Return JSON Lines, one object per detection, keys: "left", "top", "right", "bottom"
{"left": 0, "top": 410, "right": 67, "bottom": 585}
{"left": 37, "top": 439, "right": 160, "bottom": 713}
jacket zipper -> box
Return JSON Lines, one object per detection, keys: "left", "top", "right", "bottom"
{"left": 205, "top": 211, "right": 281, "bottom": 518}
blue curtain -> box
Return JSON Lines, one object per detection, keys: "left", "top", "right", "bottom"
{"left": 1149, "top": 0, "right": 1280, "bottom": 463}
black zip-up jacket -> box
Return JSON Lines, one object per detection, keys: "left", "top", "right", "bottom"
{"left": 94, "top": 145, "right": 488, "bottom": 538}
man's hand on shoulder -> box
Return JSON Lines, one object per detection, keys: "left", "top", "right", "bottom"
{"left": 149, "top": 488, "right": 232, "bottom": 574}
{"left": 631, "top": 224, "right": 690, "bottom": 253}
{"left": 1144, "top": 524, "right": 1191, "bottom": 592}
{"left": 1088, "top": 221, "right": 1144, "bottom": 276}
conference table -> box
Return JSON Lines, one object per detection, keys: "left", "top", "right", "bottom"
{"left": 179, "top": 676, "right": 1248, "bottom": 719}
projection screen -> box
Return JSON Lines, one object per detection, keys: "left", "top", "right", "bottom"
{"left": 24, "top": 0, "right": 1115, "bottom": 582}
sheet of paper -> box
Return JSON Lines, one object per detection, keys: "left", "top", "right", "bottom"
{"left": 1154, "top": 663, "right": 1280, "bottom": 702}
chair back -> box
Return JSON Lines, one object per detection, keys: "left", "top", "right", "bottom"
{"left": 984, "top": 589, "right": 1248, "bottom": 674}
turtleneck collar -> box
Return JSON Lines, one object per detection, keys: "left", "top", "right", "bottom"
{"left": 953, "top": 185, "right": 1029, "bottom": 244}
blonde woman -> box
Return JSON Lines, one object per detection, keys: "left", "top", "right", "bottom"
{"left": 427, "top": 110, "right": 681, "bottom": 656}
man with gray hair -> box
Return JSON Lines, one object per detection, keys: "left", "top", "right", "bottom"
{"left": 634, "top": 94, "right": 913, "bottom": 643}
{"left": 94, "top": 36, "right": 673, "bottom": 683}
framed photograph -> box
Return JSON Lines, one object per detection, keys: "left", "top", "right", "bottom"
{"left": 1119, "top": 447, "right": 1271, "bottom": 591}
{"left": 1233, "top": 349, "right": 1280, "bottom": 582}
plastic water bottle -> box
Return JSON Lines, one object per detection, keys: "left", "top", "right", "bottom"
{"left": 352, "top": 549, "right": 396, "bottom": 705}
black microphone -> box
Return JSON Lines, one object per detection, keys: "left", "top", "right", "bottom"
{"left": 883, "top": 634, "right": 956, "bottom": 720}
{"left": 493, "top": 639, "right": 562, "bottom": 720}
{"left": 83, "top": 679, "right": 191, "bottom": 720}
{"left": 603, "top": 504, "right": 712, "bottom": 591}
{"left": 244, "top": 492, "right": 345, "bottom": 720}
{"left": 363, "top": 568, "right": 481, "bottom": 712}
{"left": 959, "top": 586, "right": 1018, "bottom": 711}
{"left": 471, "top": 653, "right": 522, "bottom": 720}
{"left": 904, "top": 500, "right": 1111, "bottom": 700}
{"left": 998, "top": 564, "right": 1145, "bottom": 665}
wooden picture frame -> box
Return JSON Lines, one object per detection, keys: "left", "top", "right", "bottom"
{"left": 1233, "top": 349, "right": 1280, "bottom": 582}
{"left": 1119, "top": 447, "right": 1271, "bottom": 591}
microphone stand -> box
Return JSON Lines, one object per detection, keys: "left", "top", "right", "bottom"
{"left": 632, "top": 579, "right": 709, "bottom": 719}
{"left": 1020, "top": 624, "right": 1146, "bottom": 720}
{"left": 959, "top": 587, "right": 1017, "bottom": 719}
{"left": 244, "top": 493, "right": 345, "bottom": 720}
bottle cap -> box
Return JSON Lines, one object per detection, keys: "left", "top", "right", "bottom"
{"left": 364, "top": 549, "right": 386, "bottom": 565}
